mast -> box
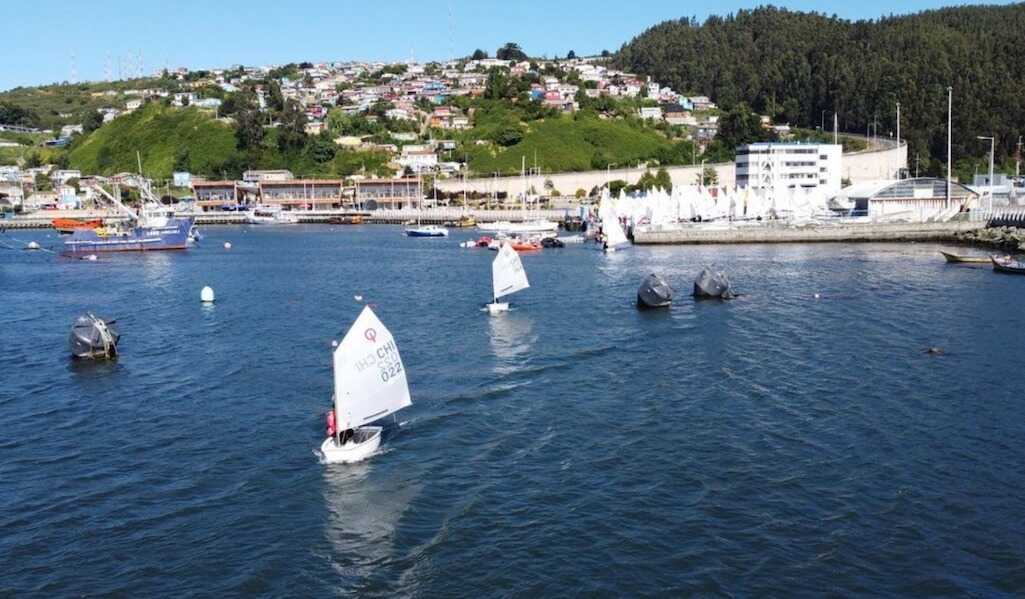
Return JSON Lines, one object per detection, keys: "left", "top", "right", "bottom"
{"left": 946, "top": 86, "right": 952, "bottom": 209}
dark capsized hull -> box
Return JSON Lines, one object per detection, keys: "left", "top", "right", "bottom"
{"left": 62, "top": 218, "right": 194, "bottom": 254}
{"left": 69, "top": 314, "right": 119, "bottom": 359}
{"left": 694, "top": 267, "right": 736, "bottom": 299}
{"left": 637, "top": 274, "right": 673, "bottom": 309}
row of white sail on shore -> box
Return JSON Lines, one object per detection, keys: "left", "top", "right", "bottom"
{"left": 597, "top": 184, "right": 840, "bottom": 232}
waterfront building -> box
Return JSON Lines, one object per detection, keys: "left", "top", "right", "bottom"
{"left": 191, "top": 180, "right": 239, "bottom": 210}
{"left": 259, "top": 179, "right": 344, "bottom": 210}
{"left": 355, "top": 178, "right": 421, "bottom": 210}
{"left": 836, "top": 178, "right": 979, "bottom": 219}
{"left": 736, "top": 143, "right": 843, "bottom": 195}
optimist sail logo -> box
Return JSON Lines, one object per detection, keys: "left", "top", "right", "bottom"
{"left": 364, "top": 328, "right": 377, "bottom": 343}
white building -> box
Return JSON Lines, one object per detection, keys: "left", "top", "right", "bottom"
{"left": 736, "top": 143, "right": 842, "bottom": 195}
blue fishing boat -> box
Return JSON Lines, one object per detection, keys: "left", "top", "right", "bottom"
{"left": 63, "top": 217, "right": 194, "bottom": 254}
{"left": 63, "top": 180, "right": 195, "bottom": 255}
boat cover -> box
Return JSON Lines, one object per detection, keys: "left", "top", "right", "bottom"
{"left": 69, "top": 313, "right": 120, "bottom": 359}
{"left": 637, "top": 274, "right": 673, "bottom": 308}
{"left": 693, "top": 267, "right": 736, "bottom": 299}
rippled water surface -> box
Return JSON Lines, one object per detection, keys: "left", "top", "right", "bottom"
{"left": 2, "top": 226, "right": 1024, "bottom": 597}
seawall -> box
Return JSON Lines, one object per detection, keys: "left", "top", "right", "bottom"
{"left": 633, "top": 221, "right": 985, "bottom": 245}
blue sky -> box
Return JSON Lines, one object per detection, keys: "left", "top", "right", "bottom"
{"left": 0, "top": 0, "right": 1013, "bottom": 91}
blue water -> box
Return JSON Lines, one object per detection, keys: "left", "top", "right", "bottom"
{"left": 2, "top": 226, "right": 1024, "bottom": 597}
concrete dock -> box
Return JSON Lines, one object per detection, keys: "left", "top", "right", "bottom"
{"left": 632, "top": 221, "right": 987, "bottom": 245}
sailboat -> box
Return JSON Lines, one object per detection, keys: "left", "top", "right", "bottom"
{"left": 405, "top": 174, "right": 448, "bottom": 237}
{"left": 487, "top": 243, "right": 530, "bottom": 314}
{"left": 319, "top": 306, "right": 412, "bottom": 464}
{"left": 601, "top": 213, "right": 629, "bottom": 253}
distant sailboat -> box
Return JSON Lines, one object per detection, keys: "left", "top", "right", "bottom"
{"left": 602, "top": 213, "right": 629, "bottom": 253}
{"left": 320, "top": 306, "right": 412, "bottom": 464}
{"left": 487, "top": 243, "right": 530, "bottom": 314}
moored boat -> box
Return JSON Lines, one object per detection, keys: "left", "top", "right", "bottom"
{"left": 405, "top": 224, "right": 448, "bottom": 237}
{"left": 63, "top": 187, "right": 193, "bottom": 255}
{"left": 52, "top": 218, "right": 102, "bottom": 235}
{"left": 991, "top": 255, "right": 1025, "bottom": 274}
{"left": 941, "top": 251, "right": 991, "bottom": 264}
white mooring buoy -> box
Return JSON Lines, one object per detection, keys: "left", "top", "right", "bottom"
{"left": 26, "top": 241, "right": 41, "bottom": 250}
{"left": 201, "top": 286, "right": 216, "bottom": 303}
{"left": 224, "top": 241, "right": 232, "bottom": 250}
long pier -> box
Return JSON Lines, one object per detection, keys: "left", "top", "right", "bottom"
{"left": 632, "top": 220, "right": 987, "bottom": 245}
{"left": 1, "top": 208, "right": 570, "bottom": 229}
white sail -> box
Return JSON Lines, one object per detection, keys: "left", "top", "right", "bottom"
{"left": 603, "top": 213, "right": 629, "bottom": 248}
{"left": 492, "top": 243, "right": 530, "bottom": 301}
{"left": 333, "top": 306, "right": 411, "bottom": 430}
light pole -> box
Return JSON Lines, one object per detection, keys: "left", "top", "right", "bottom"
{"left": 946, "top": 86, "right": 953, "bottom": 208}
{"left": 820, "top": 110, "right": 826, "bottom": 131}
{"left": 978, "top": 135, "right": 995, "bottom": 212}
{"left": 896, "top": 101, "right": 901, "bottom": 179}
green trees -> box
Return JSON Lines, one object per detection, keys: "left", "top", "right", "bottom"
{"left": 496, "top": 43, "right": 528, "bottom": 61}
{"left": 716, "top": 103, "right": 772, "bottom": 154}
{"left": 173, "top": 146, "right": 191, "bottom": 172}
{"left": 471, "top": 49, "right": 488, "bottom": 60}
{"left": 615, "top": 4, "right": 1025, "bottom": 172}
{"left": 0, "top": 102, "right": 40, "bottom": 127}
{"left": 277, "top": 99, "right": 307, "bottom": 153}
{"left": 83, "top": 110, "right": 104, "bottom": 133}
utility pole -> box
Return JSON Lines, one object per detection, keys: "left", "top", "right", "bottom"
{"left": 946, "top": 86, "right": 953, "bottom": 208}
{"left": 915, "top": 153, "right": 920, "bottom": 178}
{"left": 896, "top": 102, "right": 901, "bottom": 179}
{"left": 833, "top": 112, "right": 838, "bottom": 145}
{"left": 1017, "top": 136, "right": 1023, "bottom": 178}
{"left": 978, "top": 135, "right": 995, "bottom": 212}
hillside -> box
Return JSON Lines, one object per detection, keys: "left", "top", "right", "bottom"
{"left": 0, "top": 77, "right": 168, "bottom": 130}
{"left": 464, "top": 112, "right": 686, "bottom": 175}
{"left": 68, "top": 103, "right": 236, "bottom": 178}
{"left": 615, "top": 4, "right": 1025, "bottom": 176}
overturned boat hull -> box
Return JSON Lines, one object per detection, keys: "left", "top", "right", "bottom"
{"left": 637, "top": 274, "right": 673, "bottom": 309}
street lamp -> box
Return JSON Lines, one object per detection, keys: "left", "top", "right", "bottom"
{"left": 978, "top": 135, "right": 995, "bottom": 212}
{"left": 946, "top": 86, "right": 953, "bottom": 208}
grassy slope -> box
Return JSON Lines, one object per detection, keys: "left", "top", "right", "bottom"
{"left": 0, "top": 78, "right": 168, "bottom": 129}
{"left": 68, "top": 103, "right": 235, "bottom": 178}
{"left": 466, "top": 113, "right": 673, "bottom": 176}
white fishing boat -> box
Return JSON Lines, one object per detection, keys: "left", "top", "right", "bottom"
{"left": 487, "top": 243, "right": 530, "bottom": 314}
{"left": 319, "top": 306, "right": 412, "bottom": 464}
{"left": 476, "top": 219, "right": 559, "bottom": 235}
{"left": 602, "top": 213, "right": 629, "bottom": 253}
{"left": 246, "top": 205, "right": 299, "bottom": 225}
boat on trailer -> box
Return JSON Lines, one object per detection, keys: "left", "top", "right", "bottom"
{"left": 319, "top": 306, "right": 412, "bottom": 464}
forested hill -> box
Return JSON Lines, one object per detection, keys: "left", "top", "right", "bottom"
{"left": 615, "top": 4, "right": 1025, "bottom": 175}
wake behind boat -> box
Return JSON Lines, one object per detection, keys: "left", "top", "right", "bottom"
{"left": 320, "top": 306, "right": 412, "bottom": 464}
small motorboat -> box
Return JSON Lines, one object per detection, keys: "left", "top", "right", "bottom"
{"left": 541, "top": 237, "right": 565, "bottom": 249}
{"left": 941, "top": 251, "right": 991, "bottom": 264}
{"left": 52, "top": 218, "right": 102, "bottom": 235}
{"left": 405, "top": 224, "right": 449, "bottom": 237}
{"left": 694, "top": 267, "right": 736, "bottom": 299}
{"left": 328, "top": 215, "right": 364, "bottom": 225}
{"left": 637, "top": 274, "right": 673, "bottom": 309}
{"left": 69, "top": 313, "right": 119, "bottom": 359}
{"left": 991, "top": 255, "right": 1025, "bottom": 274}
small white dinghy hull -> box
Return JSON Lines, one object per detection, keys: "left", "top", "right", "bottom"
{"left": 320, "top": 426, "right": 383, "bottom": 464}
{"left": 486, "top": 302, "right": 509, "bottom": 315}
